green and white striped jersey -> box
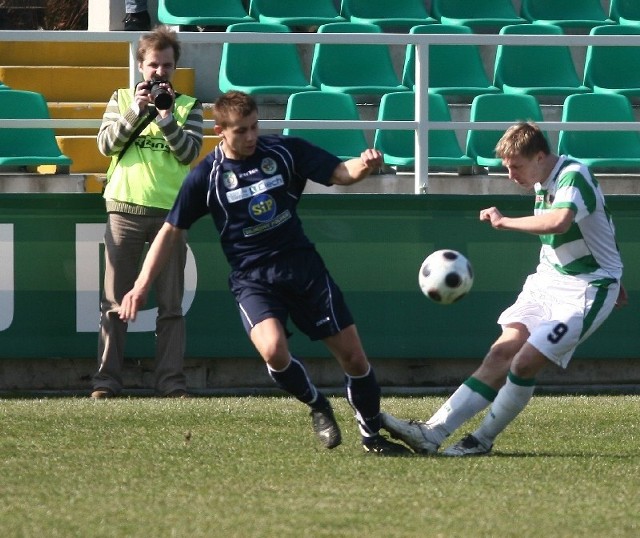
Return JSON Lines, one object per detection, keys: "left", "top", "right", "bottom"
{"left": 534, "top": 156, "right": 622, "bottom": 284}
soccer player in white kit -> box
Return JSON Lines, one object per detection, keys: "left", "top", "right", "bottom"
{"left": 382, "top": 122, "right": 627, "bottom": 456}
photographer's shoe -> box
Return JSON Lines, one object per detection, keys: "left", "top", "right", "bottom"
{"left": 124, "top": 10, "right": 151, "bottom": 31}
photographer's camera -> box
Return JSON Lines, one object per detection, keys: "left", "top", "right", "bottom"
{"left": 148, "top": 78, "right": 173, "bottom": 111}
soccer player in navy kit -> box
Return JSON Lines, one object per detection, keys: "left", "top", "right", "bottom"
{"left": 119, "top": 90, "right": 409, "bottom": 455}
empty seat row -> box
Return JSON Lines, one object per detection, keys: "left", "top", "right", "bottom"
{"left": 218, "top": 22, "right": 640, "bottom": 101}
{"left": 158, "top": 0, "right": 640, "bottom": 32}
{"left": 282, "top": 91, "right": 640, "bottom": 172}
{"left": 3, "top": 87, "right": 639, "bottom": 178}
{"left": 385, "top": 92, "right": 640, "bottom": 171}
{"left": 468, "top": 92, "right": 640, "bottom": 170}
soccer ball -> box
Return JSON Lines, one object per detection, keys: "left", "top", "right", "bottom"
{"left": 418, "top": 249, "right": 474, "bottom": 304}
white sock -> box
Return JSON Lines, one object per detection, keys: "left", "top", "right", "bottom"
{"left": 473, "top": 373, "right": 535, "bottom": 448}
{"left": 425, "top": 378, "right": 497, "bottom": 446}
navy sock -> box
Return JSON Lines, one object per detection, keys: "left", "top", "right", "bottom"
{"left": 268, "top": 357, "right": 327, "bottom": 409}
{"left": 346, "top": 367, "right": 381, "bottom": 437}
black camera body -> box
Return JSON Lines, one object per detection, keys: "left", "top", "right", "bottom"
{"left": 148, "top": 77, "right": 173, "bottom": 110}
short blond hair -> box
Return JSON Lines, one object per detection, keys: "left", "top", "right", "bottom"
{"left": 495, "top": 122, "right": 550, "bottom": 160}
{"left": 213, "top": 91, "right": 258, "bottom": 128}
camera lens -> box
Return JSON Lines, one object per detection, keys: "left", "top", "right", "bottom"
{"left": 149, "top": 79, "right": 173, "bottom": 110}
{"left": 152, "top": 88, "right": 173, "bottom": 110}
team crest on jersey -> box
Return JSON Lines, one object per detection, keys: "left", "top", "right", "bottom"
{"left": 222, "top": 171, "right": 238, "bottom": 190}
{"left": 261, "top": 157, "right": 277, "bottom": 175}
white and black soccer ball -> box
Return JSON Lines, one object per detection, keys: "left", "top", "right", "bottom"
{"left": 418, "top": 249, "right": 474, "bottom": 304}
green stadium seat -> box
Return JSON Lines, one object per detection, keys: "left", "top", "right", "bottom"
{"left": 609, "top": 0, "right": 640, "bottom": 26}
{"left": 430, "top": 0, "right": 527, "bottom": 30}
{"left": 157, "top": 0, "right": 254, "bottom": 27}
{"left": 583, "top": 25, "right": 640, "bottom": 97}
{"left": 493, "top": 24, "right": 590, "bottom": 98}
{"left": 466, "top": 93, "right": 544, "bottom": 168}
{"left": 310, "top": 23, "right": 408, "bottom": 95}
{"left": 0, "top": 89, "right": 72, "bottom": 171}
{"left": 340, "top": 0, "right": 436, "bottom": 29}
{"left": 248, "top": 0, "right": 344, "bottom": 28}
{"left": 374, "top": 91, "right": 473, "bottom": 170}
{"left": 218, "top": 23, "right": 316, "bottom": 96}
{"left": 283, "top": 91, "right": 368, "bottom": 160}
{"left": 520, "top": 0, "right": 614, "bottom": 30}
{"left": 402, "top": 24, "right": 500, "bottom": 98}
{"left": 558, "top": 93, "right": 640, "bottom": 169}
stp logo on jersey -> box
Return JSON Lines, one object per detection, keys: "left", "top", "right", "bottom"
{"left": 249, "top": 193, "right": 277, "bottom": 222}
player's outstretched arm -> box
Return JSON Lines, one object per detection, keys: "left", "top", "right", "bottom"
{"left": 480, "top": 206, "right": 574, "bottom": 235}
{"left": 330, "top": 149, "right": 383, "bottom": 186}
{"left": 119, "top": 222, "right": 184, "bottom": 322}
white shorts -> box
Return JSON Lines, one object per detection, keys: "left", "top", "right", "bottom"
{"left": 498, "top": 266, "right": 619, "bottom": 368}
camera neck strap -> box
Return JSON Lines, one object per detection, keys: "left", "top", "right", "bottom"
{"left": 114, "top": 107, "right": 158, "bottom": 167}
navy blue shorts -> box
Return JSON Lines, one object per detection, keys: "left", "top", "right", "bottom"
{"left": 228, "top": 249, "right": 354, "bottom": 341}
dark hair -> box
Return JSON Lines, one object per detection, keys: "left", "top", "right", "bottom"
{"left": 495, "top": 121, "right": 550, "bottom": 160}
{"left": 213, "top": 91, "right": 258, "bottom": 128}
{"left": 137, "top": 25, "right": 181, "bottom": 65}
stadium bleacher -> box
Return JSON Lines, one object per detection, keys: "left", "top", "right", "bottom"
{"left": 2, "top": 1, "right": 640, "bottom": 193}
{"left": 157, "top": 0, "right": 254, "bottom": 29}
{"left": 520, "top": 0, "right": 614, "bottom": 30}
{"left": 0, "top": 39, "right": 215, "bottom": 192}
{"left": 249, "top": 0, "right": 345, "bottom": 28}
{"left": 558, "top": 92, "right": 640, "bottom": 169}
{"left": 374, "top": 91, "right": 474, "bottom": 171}
{"left": 310, "top": 22, "right": 408, "bottom": 95}
{"left": 283, "top": 91, "right": 369, "bottom": 160}
{"left": 0, "top": 89, "right": 72, "bottom": 172}
{"left": 493, "top": 24, "right": 590, "bottom": 98}
{"left": 402, "top": 24, "right": 500, "bottom": 98}
{"left": 218, "top": 22, "right": 316, "bottom": 96}
{"left": 583, "top": 24, "right": 640, "bottom": 96}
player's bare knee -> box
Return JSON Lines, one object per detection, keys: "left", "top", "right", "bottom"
{"left": 337, "top": 352, "right": 369, "bottom": 376}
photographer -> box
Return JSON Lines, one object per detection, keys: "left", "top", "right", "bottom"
{"left": 92, "top": 26, "right": 203, "bottom": 399}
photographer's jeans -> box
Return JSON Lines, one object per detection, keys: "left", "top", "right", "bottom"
{"left": 94, "top": 212, "right": 187, "bottom": 395}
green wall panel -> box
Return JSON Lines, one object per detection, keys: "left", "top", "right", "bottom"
{"left": 0, "top": 193, "right": 637, "bottom": 360}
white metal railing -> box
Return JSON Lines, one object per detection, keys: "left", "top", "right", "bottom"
{"left": 2, "top": 29, "right": 640, "bottom": 193}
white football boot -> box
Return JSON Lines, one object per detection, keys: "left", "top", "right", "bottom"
{"left": 380, "top": 412, "right": 440, "bottom": 455}
{"left": 442, "top": 434, "right": 492, "bottom": 457}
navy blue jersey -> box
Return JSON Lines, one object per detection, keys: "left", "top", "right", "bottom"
{"left": 167, "top": 134, "right": 341, "bottom": 271}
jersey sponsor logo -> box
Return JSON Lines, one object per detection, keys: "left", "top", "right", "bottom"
{"left": 226, "top": 175, "right": 284, "bottom": 204}
{"left": 243, "top": 210, "right": 291, "bottom": 237}
{"left": 261, "top": 157, "right": 277, "bottom": 175}
{"left": 249, "top": 193, "right": 277, "bottom": 222}
{"left": 222, "top": 171, "right": 238, "bottom": 190}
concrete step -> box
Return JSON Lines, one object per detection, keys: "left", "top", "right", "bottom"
{"left": 0, "top": 66, "right": 195, "bottom": 103}
{"left": 48, "top": 102, "right": 105, "bottom": 135}
{"left": 0, "top": 41, "right": 130, "bottom": 66}
{"left": 55, "top": 135, "right": 110, "bottom": 175}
